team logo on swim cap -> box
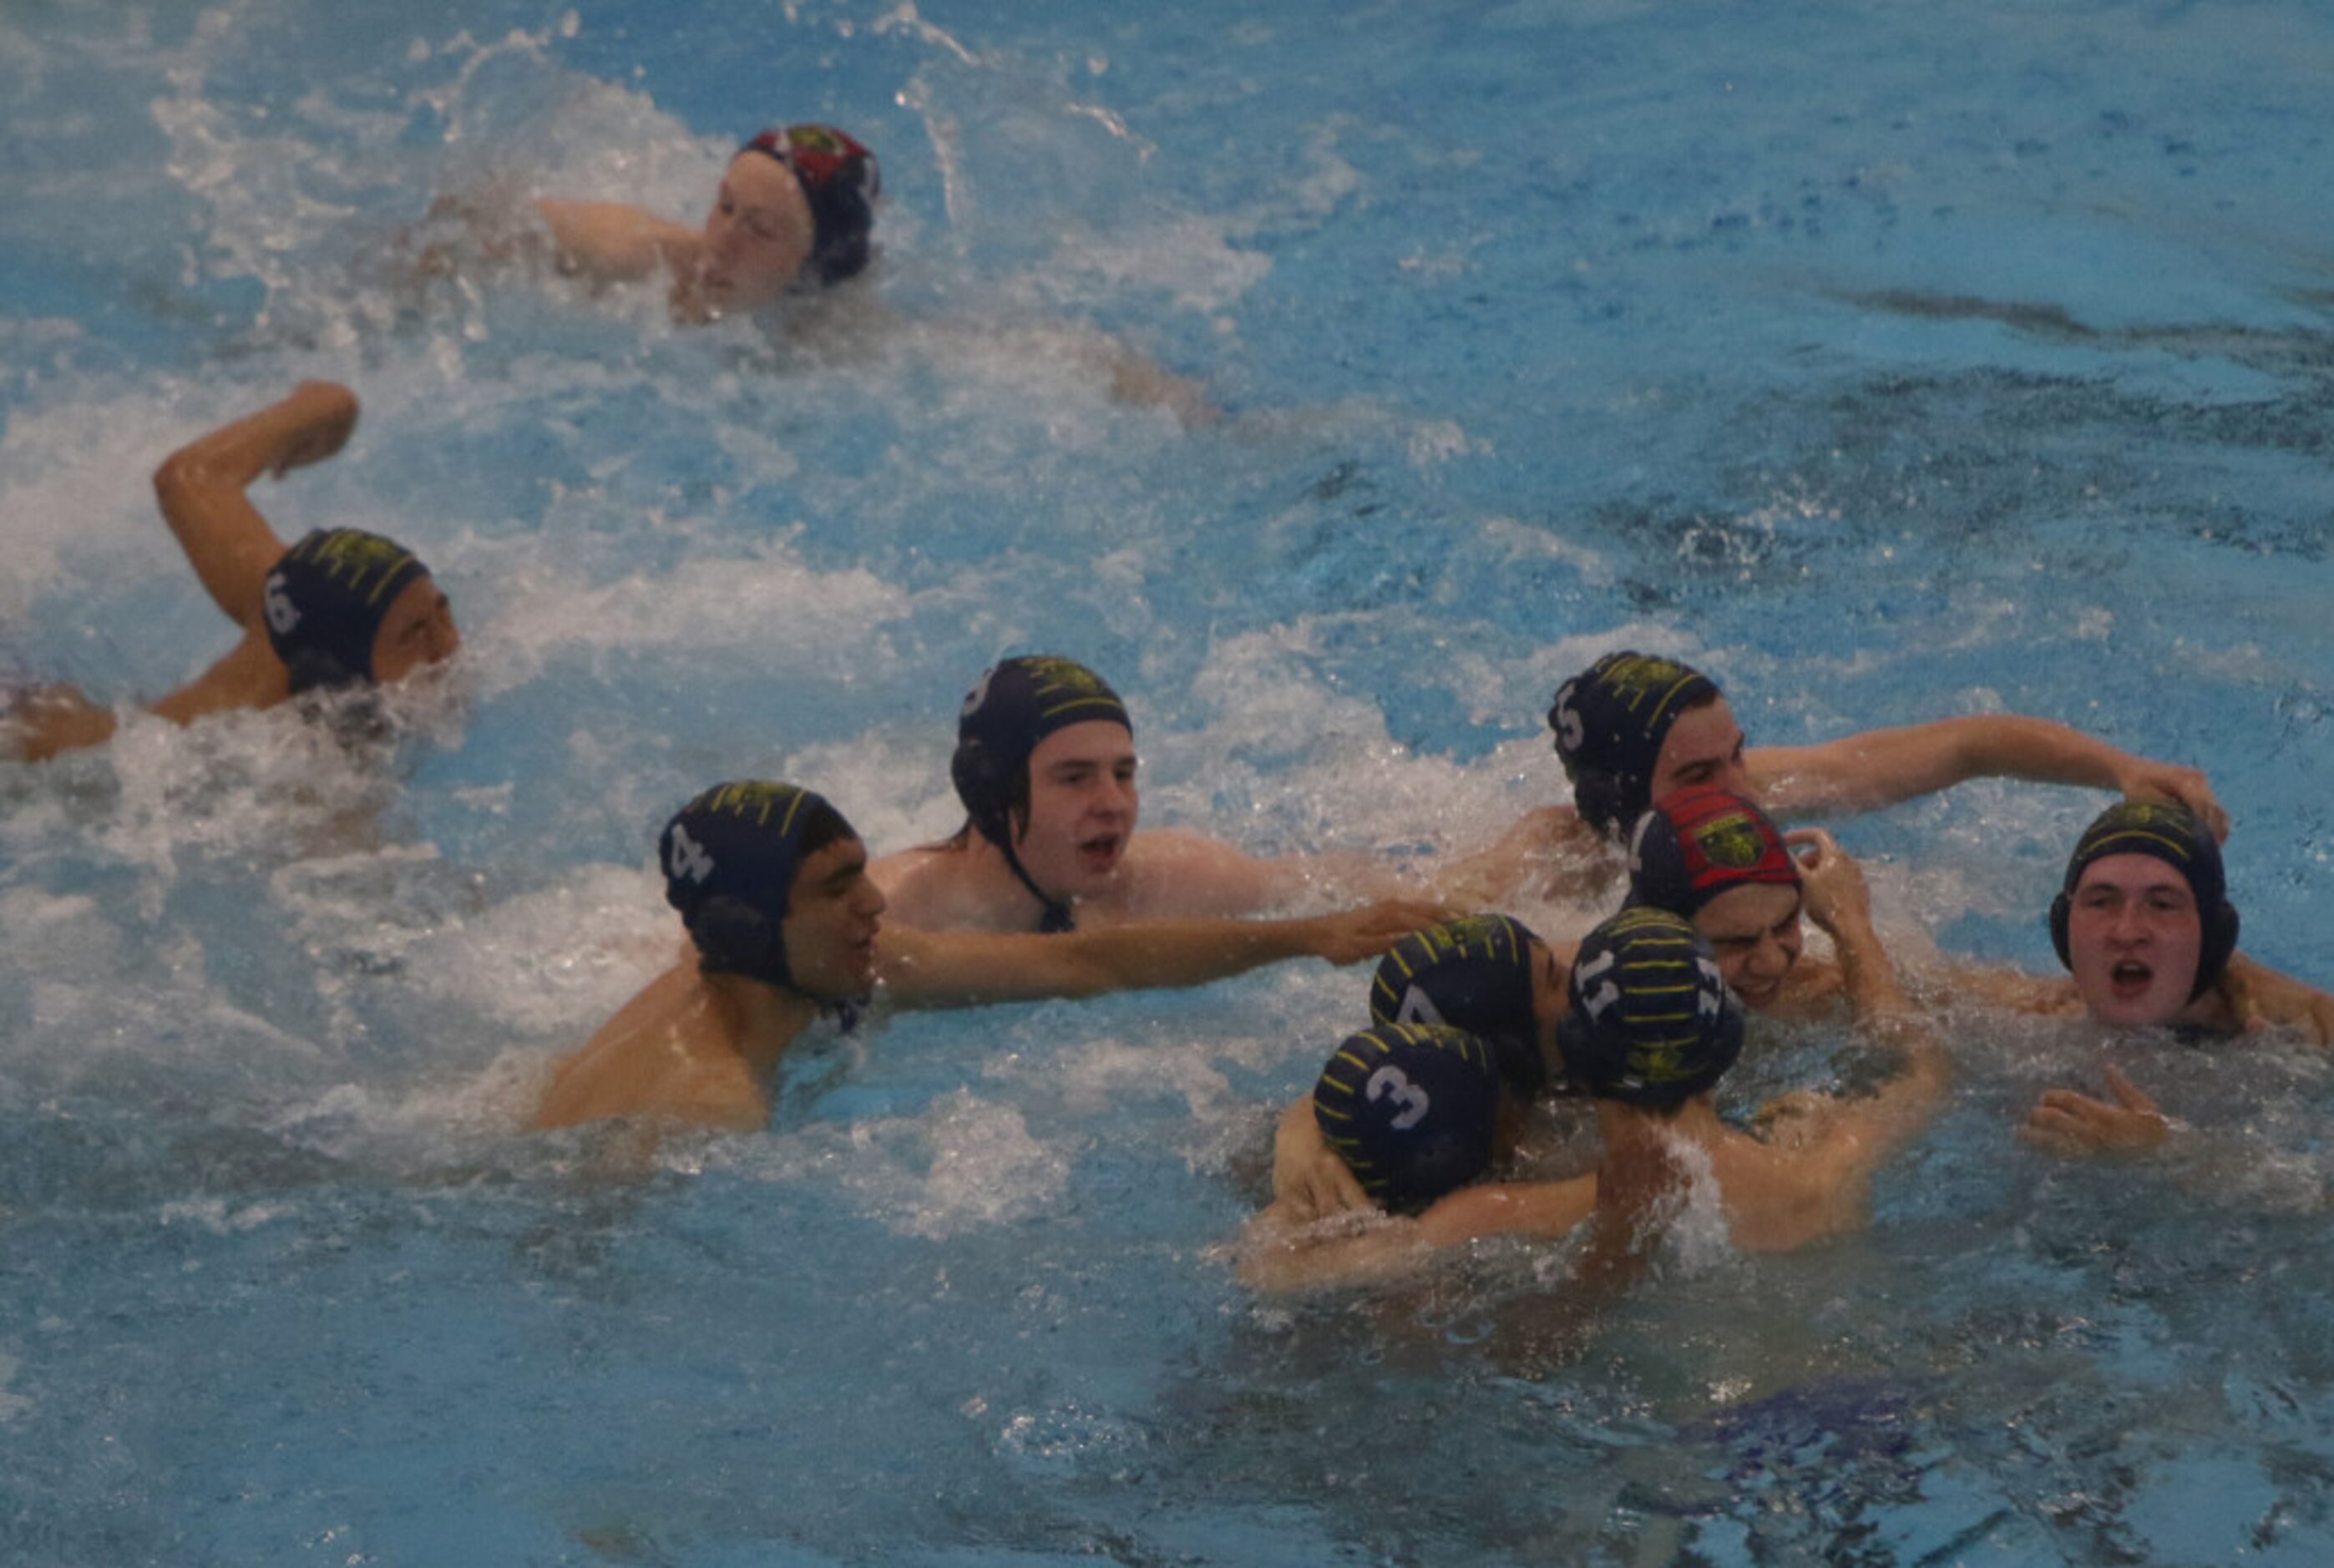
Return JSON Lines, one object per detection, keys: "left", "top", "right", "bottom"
{"left": 1693, "top": 811, "right": 1765, "bottom": 871}
{"left": 1024, "top": 656, "right": 1112, "bottom": 699}
{"left": 1596, "top": 654, "right": 1701, "bottom": 719}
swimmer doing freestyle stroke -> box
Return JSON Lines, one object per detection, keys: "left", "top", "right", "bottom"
{"left": 1240, "top": 906, "right": 1951, "bottom": 1291}
{"left": 4, "top": 382, "right": 458, "bottom": 764}
{"left": 535, "top": 779, "right": 1451, "bottom": 1135}
{"left": 427, "top": 119, "right": 1212, "bottom": 418}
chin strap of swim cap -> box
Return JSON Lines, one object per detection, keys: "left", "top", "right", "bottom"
{"left": 2048, "top": 799, "right": 2240, "bottom": 1001}
{"left": 264, "top": 529, "right": 430, "bottom": 694}
{"left": 1556, "top": 907, "right": 1742, "bottom": 1109}
{"left": 1368, "top": 914, "right": 1547, "bottom": 1095}
{"left": 740, "top": 124, "right": 881, "bottom": 286}
{"left": 1547, "top": 651, "right": 1720, "bottom": 841}
{"left": 661, "top": 781, "right": 852, "bottom": 993}
{"left": 949, "top": 655, "right": 1133, "bottom": 935}
{"left": 1626, "top": 786, "right": 1799, "bottom": 918}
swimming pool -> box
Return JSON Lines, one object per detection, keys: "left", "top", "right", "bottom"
{"left": 3, "top": 0, "right": 2331, "bottom": 1560}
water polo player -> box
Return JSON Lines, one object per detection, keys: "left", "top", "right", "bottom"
{"left": 1241, "top": 907, "right": 1952, "bottom": 1289}
{"left": 534, "top": 778, "right": 1449, "bottom": 1133}
{"left": 4, "top": 382, "right": 458, "bottom": 763}
{"left": 1963, "top": 801, "right": 2334, "bottom": 1155}
{"left": 1268, "top": 913, "right": 1572, "bottom": 1222}
{"left": 522, "top": 123, "right": 879, "bottom": 323}
{"left": 1449, "top": 648, "right": 2226, "bottom": 903}
{"left": 872, "top": 655, "right": 1378, "bottom": 933}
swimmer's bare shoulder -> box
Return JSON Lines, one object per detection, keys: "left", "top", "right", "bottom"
{"left": 1437, "top": 805, "right": 1613, "bottom": 908}
{"left": 533, "top": 198, "right": 701, "bottom": 285}
{"left": 1105, "top": 827, "right": 1281, "bottom": 921}
{"left": 866, "top": 842, "right": 1019, "bottom": 932}
{"left": 533, "top": 964, "right": 765, "bottom": 1132}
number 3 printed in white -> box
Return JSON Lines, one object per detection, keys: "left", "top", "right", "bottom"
{"left": 1366, "top": 1065, "right": 1431, "bottom": 1131}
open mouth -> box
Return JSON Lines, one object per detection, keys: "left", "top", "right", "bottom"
{"left": 2109, "top": 959, "right": 2156, "bottom": 997}
{"left": 1077, "top": 833, "right": 1124, "bottom": 873}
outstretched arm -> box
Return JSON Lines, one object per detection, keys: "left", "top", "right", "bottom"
{"left": 876, "top": 898, "right": 1450, "bottom": 1009}
{"left": 151, "top": 381, "right": 359, "bottom": 632}
{"left": 1750, "top": 716, "right": 2225, "bottom": 839}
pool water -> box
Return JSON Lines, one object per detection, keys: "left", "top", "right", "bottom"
{"left": 3, "top": 0, "right": 2332, "bottom": 1561}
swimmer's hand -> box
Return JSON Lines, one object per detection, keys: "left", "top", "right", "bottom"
{"left": 1299, "top": 898, "right": 1457, "bottom": 966}
{"left": 1271, "top": 1098, "right": 1375, "bottom": 1223}
{"left": 2018, "top": 1065, "right": 2171, "bottom": 1157}
{"left": 1787, "top": 828, "right": 1871, "bottom": 937}
{"left": 268, "top": 382, "right": 361, "bottom": 478}
{"left": 2116, "top": 759, "right": 2228, "bottom": 843}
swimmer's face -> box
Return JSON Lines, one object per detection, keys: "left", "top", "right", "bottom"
{"left": 1526, "top": 937, "right": 1569, "bottom": 1065}
{"left": 698, "top": 152, "right": 816, "bottom": 315}
{"left": 1650, "top": 696, "right": 1753, "bottom": 803}
{"left": 1015, "top": 721, "right": 1139, "bottom": 902}
{"left": 1694, "top": 882, "right": 1803, "bottom": 1011}
{"left": 369, "top": 574, "right": 460, "bottom": 684}
{"left": 782, "top": 835, "right": 888, "bottom": 999}
{"left": 2066, "top": 852, "right": 2204, "bottom": 1027}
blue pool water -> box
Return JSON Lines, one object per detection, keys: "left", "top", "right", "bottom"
{"left": 3, "top": 0, "right": 2332, "bottom": 1561}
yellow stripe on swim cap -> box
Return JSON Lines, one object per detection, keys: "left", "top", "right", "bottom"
{"left": 2089, "top": 827, "right": 2194, "bottom": 862}
{"left": 1316, "top": 1102, "right": 1354, "bottom": 1123}
{"left": 1332, "top": 1050, "right": 1377, "bottom": 1075}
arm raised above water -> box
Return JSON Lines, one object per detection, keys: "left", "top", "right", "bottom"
{"left": 151, "top": 381, "right": 357, "bottom": 633}
{"left": 1750, "top": 716, "right": 2225, "bottom": 840}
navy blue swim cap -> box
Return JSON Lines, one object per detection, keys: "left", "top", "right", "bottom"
{"left": 1627, "top": 787, "right": 1800, "bottom": 918}
{"left": 1368, "top": 914, "right": 1551, "bottom": 1096}
{"left": 1313, "top": 1022, "right": 1504, "bottom": 1212}
{"left": 661, "top": 781, "right": 858, "bottom": 992}
{"left": 740, "top": 124, "right": 880, "bottom": 286}
{"left": 262, "top": 529, "right": 431, "bottom": 695}
{"left": 1548, "top": 651, "right": 1721, "bottom": 841}
{"left": 2050, "top": 800, "right": 2239, "bottom": 1000}
{"left": 1557, "top": 908, "right": 1741, "bottom": 1110}
{"left": 950, "top": 655, "right": 1132, "bottom": 933}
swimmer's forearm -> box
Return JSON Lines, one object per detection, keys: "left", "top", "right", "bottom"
{"left": 1050, "top": 915, "right": 1346, "bottom": 994}
{"left": 1759, "top": 716, "right": 2136, "bottom": 818}
{"left": 1822, "top": 909, "right": 1911, "bottom": 1024}
{"left": 154, "top": 382, "right": 357, "bottom": 627}
{"left": 881, "top": 916, "right": 1332, "bottom": 1006}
